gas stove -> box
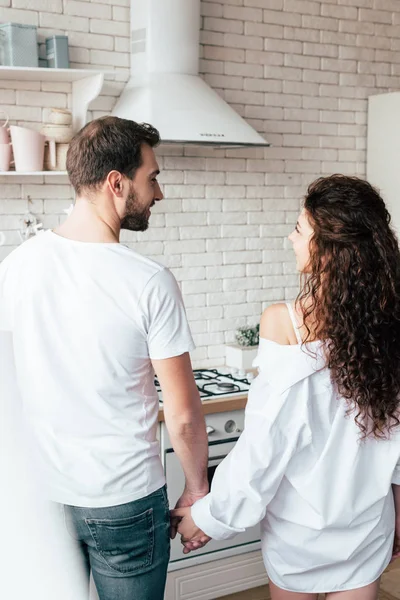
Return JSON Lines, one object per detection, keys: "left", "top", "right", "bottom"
{"left": 155, "top": 367, "right": 254, "bottom": 403}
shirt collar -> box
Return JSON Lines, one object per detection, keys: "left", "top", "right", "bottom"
{"left": 253, "top": 338, "right": 327, "bottom": 394}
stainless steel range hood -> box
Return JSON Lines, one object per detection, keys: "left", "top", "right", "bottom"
{"left": 112, "top": 0, "right": 269, "bottom": 147}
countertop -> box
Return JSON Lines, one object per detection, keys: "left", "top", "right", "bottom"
{"left": 158, "top": 393, "right": 248, "bottom": 422}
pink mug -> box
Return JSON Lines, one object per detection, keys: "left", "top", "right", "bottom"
{"left": 9, "top": 125, "right": 56, "bottom": 172}
{"left": 0, "top": 143, "right": 12, "bottom": 171}
{"left": 0, "top": 111, "right": 9, "bottom": 144}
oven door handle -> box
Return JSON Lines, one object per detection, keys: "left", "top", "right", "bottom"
{"left": 208, "top": 455, "right": 227, "bottom": 467}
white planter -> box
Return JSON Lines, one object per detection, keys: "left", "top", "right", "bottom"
{"left": 225, "top": 343, "right": 258, "bottom": 370}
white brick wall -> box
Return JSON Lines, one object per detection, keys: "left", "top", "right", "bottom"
{"left": 1, "top": 0, "right": 400, "bottom": 366}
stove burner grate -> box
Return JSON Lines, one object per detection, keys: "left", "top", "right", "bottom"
{"left": 217, "top": 382, "right": 236, "bottom": 390}
{"left": 155, "top": 368, "right": 251, "bottom": 402}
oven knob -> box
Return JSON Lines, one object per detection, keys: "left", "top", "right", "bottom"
{"left": 206, "top": 426, "right": 215, "bottom": 435}
{"left": 224, "top": 419, "right": 237, "bottom": 433}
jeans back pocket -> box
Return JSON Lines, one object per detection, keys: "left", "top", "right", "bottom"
{"left": 85, "top": 508, "right": 154, "bottom": 574}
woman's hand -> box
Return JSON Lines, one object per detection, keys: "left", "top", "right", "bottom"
{"left": 170, "top": 506, "right": 211, "bottom": 554}
{"left": 169, "top": 488, "right": 208, "bottom": 540}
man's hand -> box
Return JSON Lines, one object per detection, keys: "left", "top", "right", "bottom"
{"left": 170, "top": 487, "right": 208, "bottom": 540}
{"left": 170, "top": 506, "right": 211, "bottom": 554}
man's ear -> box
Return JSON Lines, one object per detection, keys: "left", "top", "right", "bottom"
{"left": 107, "top": 171, "right": 125, "bottom": 197}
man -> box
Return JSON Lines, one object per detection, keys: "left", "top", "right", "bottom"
{"left": 0, "top": 116, "right": 208, "bottom": 599}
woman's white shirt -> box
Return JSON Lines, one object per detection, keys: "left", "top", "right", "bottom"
{"left": 192, "top": 338, "right": 400, "bottom": 593}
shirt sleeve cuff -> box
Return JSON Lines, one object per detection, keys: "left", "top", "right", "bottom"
{"left": 149, "top": 341, "right": 196, "bottom": 360}
{"left": 393, "top": 468, "right": 400, "bottom": 485}
{"left": 191, "top": 494, "right": 244, "bottom": 541}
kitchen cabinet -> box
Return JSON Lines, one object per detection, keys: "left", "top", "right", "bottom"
{"left": 165, "top": 550, "right": 267, "bottom": 600}
{"left": 367, "top": 91, "right": 400, "bottom": 237}
{"left": 0, "top": 66, "right": 107, "bottom": 177}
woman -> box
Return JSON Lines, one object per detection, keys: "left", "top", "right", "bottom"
{"left": 173, "top": 175, "right": 400, "bottom": 599}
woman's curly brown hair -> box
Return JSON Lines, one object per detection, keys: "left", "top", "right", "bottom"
{"left": 298, "top": 174, "right": 400, "bottom": 439}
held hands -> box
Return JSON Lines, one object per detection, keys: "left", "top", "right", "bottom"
{"left": 170, "top": 506, "right": 211, "bottom": 554}
{"left": 169, "top": 485, "right": 211, "bottom": 554}
{"left": 170, "top": 487, "right": 208, "bottom": 540}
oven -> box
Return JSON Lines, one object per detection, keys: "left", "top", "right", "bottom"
{"left": 160, "top": 409, "right": 261, "bottom": 568}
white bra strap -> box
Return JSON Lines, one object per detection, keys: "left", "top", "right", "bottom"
{"left": 286, "top": 302, "right": 302, "bottom": 344}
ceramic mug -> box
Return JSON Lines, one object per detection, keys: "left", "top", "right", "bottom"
{"left": 0, "top": 110, "right": 9, "bottom": 144}
{"left": 42, "top": 124, "right": 73, "bottom": 143}
{"left": 10, "top": 125, "right": 56, "bottom": 172}
{"left": 48, "top": 108, "right": 72, "bottom": 126}
{"left": 0, "top": 143, "right": 11, "bottom": 171}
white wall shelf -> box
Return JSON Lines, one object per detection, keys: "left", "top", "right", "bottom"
{"left": 0, "top": 66, "right": 104, "bottom": 82}
{"left": 0, "top": 171, "right": 68, "bottom": 177}
{"left": 0, "top": 66, "right": 110, "bottom": 133}
{"left": 0, "top": 66, "right": 114, "bottom": 178}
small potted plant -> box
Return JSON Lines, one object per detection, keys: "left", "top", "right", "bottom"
{"left": 225, "top": 325, "right": 259, "bottom": 370}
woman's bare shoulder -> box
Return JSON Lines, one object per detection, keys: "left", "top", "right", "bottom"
{"left": 260, "top": 303, "right": 294, "bottom": 345}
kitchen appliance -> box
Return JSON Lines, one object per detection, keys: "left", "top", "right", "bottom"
{"left": 0, "top": 22, "right": 38, "bottom": 67}
{"left": 158, "top": 368, "right": 261, "bottom": 569}
{"left": 46, "top": 35, "right": 69, "bottom": 69}
{"left": 112, "top": 0, "right": 269, "bottom": 147}
{"left": 155, "top": 368, "right": 253, "bottom": 403}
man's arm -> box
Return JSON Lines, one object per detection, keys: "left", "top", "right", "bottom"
{"left": 152, "top": 352, "right": 209, "bottom": 531}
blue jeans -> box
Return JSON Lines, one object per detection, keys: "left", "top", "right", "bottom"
{"left": 63, "top": 486, "right": 170, "bottom": 600}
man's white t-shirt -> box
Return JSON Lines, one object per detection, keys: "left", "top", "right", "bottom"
{"left": 0, "top": 231, "right": 195, "bottom": 507}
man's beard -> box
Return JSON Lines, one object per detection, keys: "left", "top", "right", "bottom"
{"left": 120, "top": 189, "right": 150, "bottom": 232}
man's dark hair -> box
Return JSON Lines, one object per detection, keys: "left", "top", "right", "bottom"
{"left": 66, "top": 116, "right": 160, "bottom": 195}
